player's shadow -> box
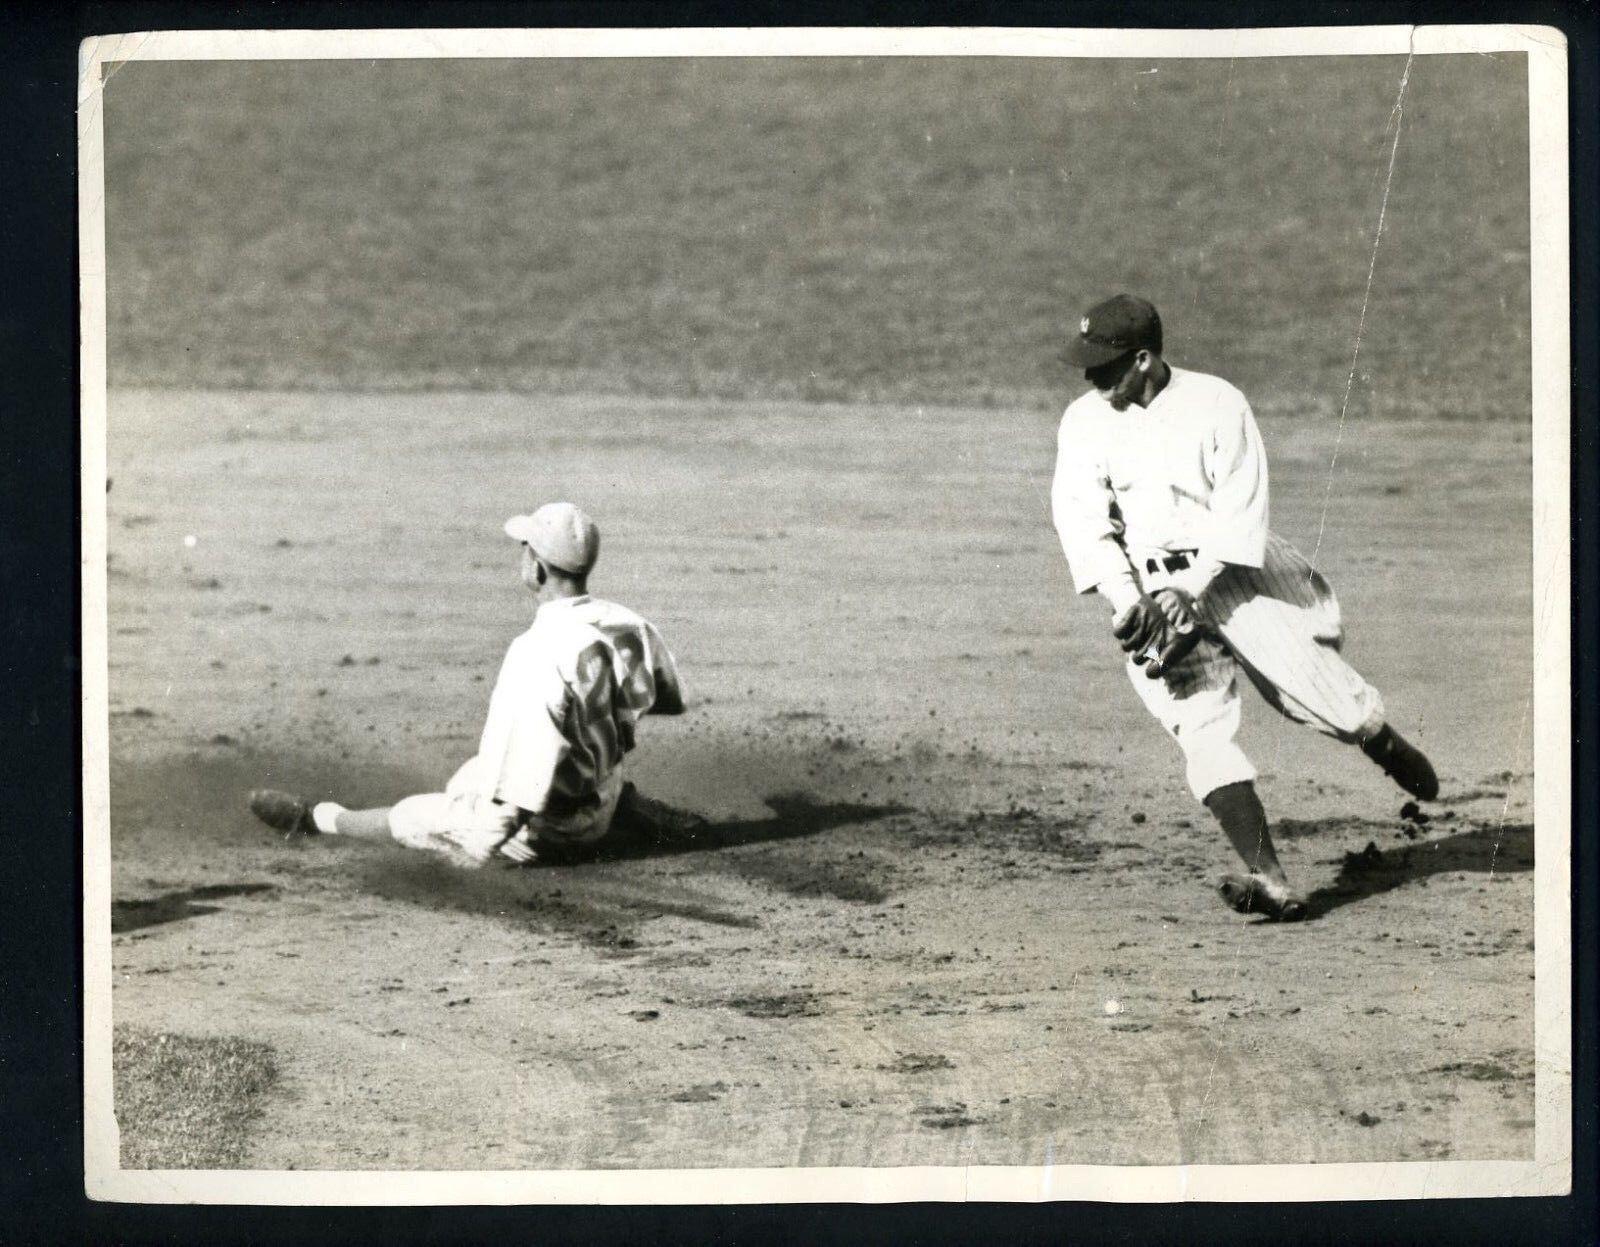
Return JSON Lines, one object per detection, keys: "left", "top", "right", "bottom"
{"left": 575, "top": 791, "right": 908, "bottom": 864}
{"left": 111, "top": 883, "right": 278, "bottom": 933}
{"left": 1302, "top": 823, "right": 1533, "bottom": 920}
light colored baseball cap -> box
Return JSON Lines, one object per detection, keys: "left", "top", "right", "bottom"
{"left": 503, "top": 502, "right": 601, "bottom": 576}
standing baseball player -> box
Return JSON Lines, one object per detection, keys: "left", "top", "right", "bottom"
{"left": 248, "top": 502, "right": 707, "bottom": 867}
{"left": 1050, "top": 294, "right": 1438, "bottom": 921}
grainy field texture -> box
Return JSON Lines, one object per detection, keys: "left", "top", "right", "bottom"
{"left": 105, "top": 56, "right": 1528, "bottom": 414}
{"left": 99, "top": 51, "right": 1537, "bottom": 1173}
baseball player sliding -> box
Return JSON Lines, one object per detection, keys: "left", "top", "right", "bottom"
{"left": 1051, "top": 294, "right": 1438, "bottom": 922}
{"left": 248, "top": 502, "right": 707, "bottom": 867}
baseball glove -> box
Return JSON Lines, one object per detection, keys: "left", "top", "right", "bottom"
{"left": 1143, "top": 587, "right": 1204, "bottom": 678}
{"left": 1142, "top": 621, "right": 1203, "bottom": 679}
{"left": 1113, "top": 590, "right": 1205, "bottom": 679}
{"left": 1111, "top": 595, "right": 1167, "bottom": 655}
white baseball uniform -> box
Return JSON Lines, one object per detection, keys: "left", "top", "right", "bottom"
{"left": 388, "top": 595, "right": 684, "bottom": 862}
{"left": 1050, "top": 365, "right": 1386, "bottom": 801}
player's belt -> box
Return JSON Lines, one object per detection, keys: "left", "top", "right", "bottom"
{"left": 1142, "top": 550, "right": 1196, "bottom": 574}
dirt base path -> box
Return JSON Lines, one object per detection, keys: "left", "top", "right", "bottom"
{"left": 102, "top": 390, "right": 1536, "bottom": 1169}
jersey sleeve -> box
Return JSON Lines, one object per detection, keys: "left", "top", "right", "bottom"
{"left": 599, "top": 617, "right": 683, "bottom": 722}
{"left": 1197, "top": 386, "right": 1270, "bottom": 569}
{"left": 474, "top": 635, "right": 572, "bottom": 815}
{"left": 1050, "top": 410, "right": 1137, "bottom": 598}
{"left": 643, "top": 621, "right": 685, "bottom": 712}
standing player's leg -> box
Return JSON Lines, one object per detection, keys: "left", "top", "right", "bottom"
{"left": 1204, "top": 781, "right": 1307, "bottom": 920}
{"left": 1359, "top": 725, "right": 1439, "bottom": 801}
{"left": 1207, "top": 534, "right": 1438, "bottom": 800}
{"left": 1123, "top": 636, "right": 1307, "bottom": 920}
{"left": 1206, "top": 781, "right": 1282, "bottom": 886}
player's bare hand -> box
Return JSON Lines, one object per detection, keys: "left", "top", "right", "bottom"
{"left": 496, "top": 829, "right": 538, "bottom": 865}
{"left": 456, "top": 799, "right": 525, "bottom": 864}
{"left": 1112, "top": 595, "right": 1168, "bottom": 656}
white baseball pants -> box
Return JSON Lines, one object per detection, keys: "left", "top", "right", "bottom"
{"left": 388, "top": 756, "right": 624, "bottom": 866}
{"left": 1127, "top": 532, "right": 1386, "bottom": 802}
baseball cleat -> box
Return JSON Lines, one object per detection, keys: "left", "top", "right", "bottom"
{"left": 617, "top": 782, "right": 710, "bottom": 845}
{"left": 1361, "top": 726, "right": 1440, "bottom": 802}
{"left": 248, "top": 788, "right": 318, "bottom": 837}
{"left": 1218, "top": 872, "right": 1308, "bottom": 923}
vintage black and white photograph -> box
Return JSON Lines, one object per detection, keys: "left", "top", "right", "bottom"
{"left": 80, "top": 26, "right": 1570, "bottom": 1202}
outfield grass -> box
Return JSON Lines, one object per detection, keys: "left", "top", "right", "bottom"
{"left": 103, "top": 54, "right": 1530, "bottom": 419}
{"left": 113, "top": 1027, "right": 279, "bottom": 1168}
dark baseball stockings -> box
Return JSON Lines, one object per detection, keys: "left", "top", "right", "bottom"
{"left": 1204, "top": 780, "right": 1286, "bottom": 884}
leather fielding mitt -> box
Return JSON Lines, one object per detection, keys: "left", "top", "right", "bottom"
{"left": 1112, "top": 588, "right": 1205, "bottom": 680}
{"left": 1110, "top": 594, "right": 1167, "bottom": 656}
{"left": 1142, "top": 621, "right": 1203, "bottom": 679}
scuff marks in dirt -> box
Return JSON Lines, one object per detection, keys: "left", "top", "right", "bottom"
{"left": 670, "top": 1081, "right": 729, "bottom": 1103}
{"left": 718, "top": 845, "right": 893, "bottom": 904}
{"left": 724, "top": 990, "right": 824, "bottom": 1020}
{"left": 346, "top": 787, "right": 916, "bottom": 949}
{"left": 879, "top": 1052, "right": 955, "bottom": 1074}
{"left": 354, "top": 850, "right": 760, "bottom": 953}
{"left": 918, "top": 1103, "right": 986, "bottom": 1130}
{"left": 1426, "top": 1051, "right": 1533, "bottom": 1084}
{"left": 894, "top": 802, "right": 1142, "bottom": 875}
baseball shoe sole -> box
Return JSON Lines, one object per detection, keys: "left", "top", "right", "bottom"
{"left": 618, "top": 782, "right": 710, "bottom": 845}
{"left": 1361, "top": 726, "right": 1440, "bottom": 802}
{"left": 248, "top": 788, "right": 318, "bottom": 837}
{"left": 1218, "top": 872, "right": 1308, "bottom": 922}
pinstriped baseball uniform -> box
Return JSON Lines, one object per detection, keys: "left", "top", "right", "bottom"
{"left": 389, "top": 594, "right": 684, "bottom": 855}
{"left": 1051, "top": 366, "right": 1386, "bottom": 801}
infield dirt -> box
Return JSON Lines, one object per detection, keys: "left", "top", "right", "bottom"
{"left": 103, "top": 388, "right": 1534, "bottom": 1168}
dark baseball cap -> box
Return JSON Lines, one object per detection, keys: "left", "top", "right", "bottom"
{"left": 1060, "top": 294, "right": 1163, "bottom": 367}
